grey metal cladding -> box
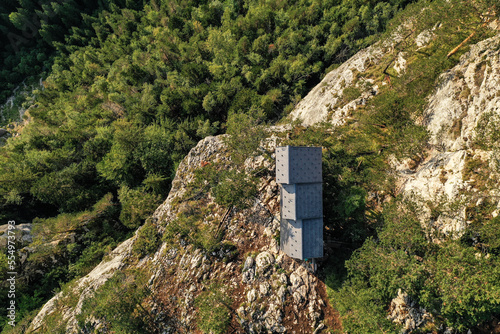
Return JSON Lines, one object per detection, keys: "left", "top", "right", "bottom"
{"left": 275, "top": 146, "right": 290, "bottom": 184}
{"left": 280, "top": 219, "right": 303, "bottom": 259}
{"left": 281, "top": 218, "right": 323, "bottom": 260}
{"left": 289, "top": 146, "right": 322, "bottom": 184}
{"left": 302, "top": 218, "right": 324, "bottom": 259}
{"left": 277, "top": 145, "right": 323, "bottom": 260}
{"left": 296, "top": 183, "right": 322, "bottom": 219}
{"left": 281, "top": 184, "right": 296, "bottom": 219}
{"left": 276, "top": 146, "right": 322, "bottom": 184}
{"left": 281, "top": 184, "right": 322, "bottom": 220}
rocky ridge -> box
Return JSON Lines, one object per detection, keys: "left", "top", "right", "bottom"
{"left": 28, "top": 135, "right": 337, "bottom": 333}
{"left": 27, "top": 25, "right": 500, "bottom": 333}
{"left": 290, "top": 28, "right": 500, "bottom": 238}
{"left": 397, "top": 34, "right": 500, "bottom": 237}
{"left": 139, "top": 135, "right": 336, "bottom": 333}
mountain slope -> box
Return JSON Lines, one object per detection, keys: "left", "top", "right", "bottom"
{"left": 19, "top": 4, "right": 500, "bottom": 334}
{"left": 26, "top": 134, "right": 341, "bottom": 333}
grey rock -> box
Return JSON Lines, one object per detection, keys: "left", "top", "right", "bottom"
{"left": 289, "top": 272, "right": 304, "bottom": 289}
{"left": 259, "top": 282, "right": 270, "bottom": 296}
{"left": 279, "top": 273, "right": 288, "bottom": 285}
{"left": 387, "top": 289, "right": 433, "bottom": 334}
{"left": 247, "top": 288, "right": 257, "bottom": 303}
{"left": 289, "top": 31, "right": 404, "bottom": 126}
{"left": 415, "top": 29, "right": 434, "bottom": 48}
{"left": 398, "top": 34, "right": 500, "bottom": 239}
{"left": 292, "top": 291, "right": 305, "bottom": 303}
{"left": 243, "top": 256, "right": 255, "bottom": 271}
{"left": 313, "top": 323, "right": 325, "bottom": 334}
{"left": 291, "top": 285, "right": 307, "bottom": 303}
{"left": 255, "top": 251, "right": 274, "bottom": 274}
{"left": 277, "top": 285, "right": 286, "bottom": 304}
{"left": 393, "top": 52, "right": 407, "bottom": 74}
{"left": 242, "top": 256, "right": 256, "bottom": 283}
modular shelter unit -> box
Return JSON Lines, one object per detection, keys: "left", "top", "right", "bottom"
{"left": 276, "top": 146, "right": 323, "bottom": 260}
{"left": 276, "top": 146, "right": 322, "bottom": 184}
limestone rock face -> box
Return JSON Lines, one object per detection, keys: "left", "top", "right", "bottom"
{"left": 28, "top": 135, "right": 335, "bottom": 333}
{"left": 289, "top": 42, "right": 386, "bottom": 126}
{"left": 255, "top": 251, "right": 274, "bottom": 274}
{"left": 288, "top": 30, "right": 413, "bottom": 127}
{"left": 28, "top": 237, "right": 135, "bottom": 333}
{"left": 425, "top": 35, "right": 500, "bottom": 151}
{"left": 398, "top": 34, "right": 500, "bottom": 237}
{"left": 387, "top": 289, "right": 433, "bottom": 333}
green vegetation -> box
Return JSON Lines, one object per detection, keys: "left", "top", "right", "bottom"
{"left": 77, "top": 268, "right": 157, "bottom": 333}
{"left": 195, "top": 281, "right": 233, "bottom": 334}
{"left": 163, "top": 162, "right": 258, "bottom": 254}
{"left": 1, "top": 0, "right": 500, "bottom": 332}
{"left": 0, "top": 0, "right": 144, "bottom": 103}
{"left": 118, "top": 186, "right": 161, "bottom": 229}
{"left": 160, "top": 113, "right": 267, "bottom": 255}
{"left": 0, "top": 4, "right": 416, "bottom": 325}
{"left": 331, "top": 198, "right": 500, "bottom": 332}
{"left": 0, "top": 0, "right": 416, "bottom": 226}
{"left": 132, "top": 219, "right": 161, "bottom": 258}
{"left": 0, "top": 193, "right": 127, "bottom": 330}
{"left": 316, "top": 1, "right": 500, "bottom": 331}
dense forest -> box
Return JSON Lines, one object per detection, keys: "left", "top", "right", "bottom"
{"left": 0, "top": 0, "right": 418, "bottom": 221}
{"left": 1, "top": 0, "right": 500, "bottom": 332}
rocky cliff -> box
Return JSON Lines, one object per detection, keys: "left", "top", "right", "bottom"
{"left": 291, "top": 28, "right": 500, "bottom": 239}
{"left": 27, "top": 135, "right": 338, "bottom": 333}
{"left": 399, "top": 34, "right": 500, "bottom": 238}
{"left": 27, "top": 27, "right": 500, "bottom": 334}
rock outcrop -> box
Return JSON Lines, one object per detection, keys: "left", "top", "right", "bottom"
{"left": 289, "top": 42, "right": 383, "bottom": 126}
{"left": 28, "top": 135, "right": 337, "bottom": 333}
{"left": 387, "top": 289, "right": 433, "bottom": 334}
{"left": 27, "top": 24, "right": 500, "bottom": 333}
{"left": 398, "top": 33, "right": 500, "bottom": 237}
{"left": 148, "top": 136, "right": 335, "bottom": 333}
{"left": 289, "top": 29, "right": 420, "bottom": 127}
{"left": 290, "top": 29, "right": 500, "bottom": 239}
{"left": 28, "top": 237, "right": 135, "bottom": 333}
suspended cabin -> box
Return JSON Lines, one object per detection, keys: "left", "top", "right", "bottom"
{"left": 276, "top": 146, "right": 323, "bottom": 260}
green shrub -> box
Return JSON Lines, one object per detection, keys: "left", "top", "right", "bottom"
{"left": 224, "top": 112, "right": 267, "bottom": 165}
{"left": 378, "top": 198, "right": 429, "bottom": 255}
{"left": 68, "top": 240, "right": 111, "bottom": 278}
{"left": 0, "top": 252, "right": 7, "bottom": 281}
{"left": 420, "top": 243, "right": 500, "bottom": 331}
{"left": 346, "top": 238, "right": 426, "bottom": 303}
{"left": 77, "top": 269, "right": 155, "bottom": 334}
{"left": 118, "top": 186, "right": 161, "bottom": 229}
{"left": 133, "top": 220, "right": 161, "bottom": 257}
{"left": 195, "top": 282, "right": 232, "bottom": 334}
{"left": 189, "top": 161, "right": 258, "bottom": 211}
{"left": 479, "top": 216, "right": 500, "bottom": 252}
{"left": 164, "top": 208, "right": 222, "bottom": 254}
{"left": 331, "top": 197, "right": 500, "bottom": 332}
{"left": 473, "top": 112, "right": 500, "bottom": 150}
{"left": 331, "top": 278, "right": 397, "bottom": 334}
{"left": 212, "top": 169, "right": 258, "bottom": 209}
